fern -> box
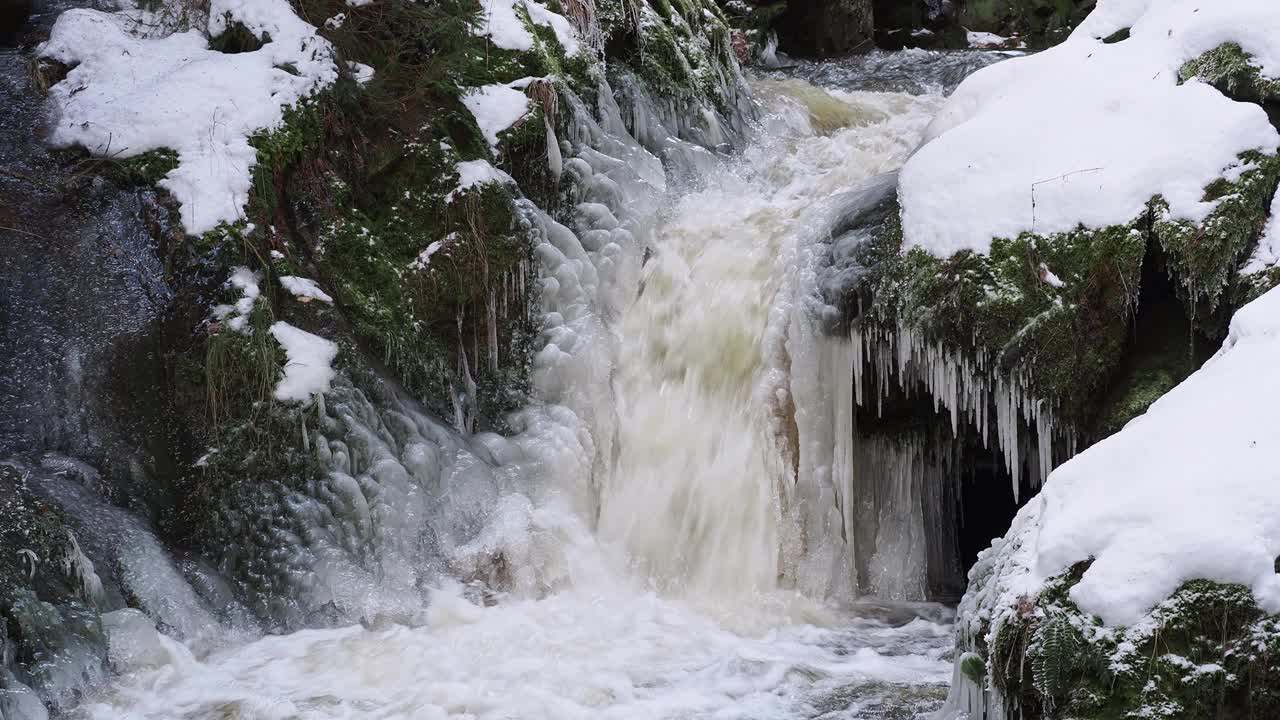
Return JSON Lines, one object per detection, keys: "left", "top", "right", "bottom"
{"left": 1032, "top": 612, "right": 1085, "bottom": 703}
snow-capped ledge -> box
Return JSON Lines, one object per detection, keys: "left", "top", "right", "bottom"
{"left": 40, "top": 0, "right": 338, "bottom": 235}
{"left": 900, "top": 0, "right": 1280, "bottom": 257}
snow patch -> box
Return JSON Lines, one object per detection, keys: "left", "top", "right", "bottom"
{"left": 39, "top": 1, "right": 338, "bottom": 235}
{"left": 279, "top": 276, "right": 334, "bottom": 304}
{"left": 966, "top": 30, "right": 1013, "bottom": 48}
{"left": 447, "top": 160, "right": 517, "bottom": 202}
{"left": 901, "top": 0, "right": 1280, "bottom": 256}
{"left": 991, "top": 285, "right": 1280, "bottom": 626}
{"left": 462, "top": 80, "right": 536, "bottom": 149}
{"left": 348, "top": 61, "right": 376, "bottom": 85}
{"left": 474, "top": 0, "right": 580, "bottom": 56}
{"left": 269, "top": 322, "right": 338, "bottom": 402}
{"left": 409, "top": 237, "right": 452, "bottom": 271}
{"left": 211, "top": 267, "right": 261, "bottom": 333}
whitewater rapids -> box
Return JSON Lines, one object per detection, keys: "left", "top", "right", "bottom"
{"left": 77, "top": 60, "right": 971, "bottom": 720}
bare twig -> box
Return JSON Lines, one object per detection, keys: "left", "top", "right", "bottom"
{"left": 1031, "top": 167, "right": 1104, "bottom": 232}
{"left": 0, "top": 225, "right": 48, "bottom": 240}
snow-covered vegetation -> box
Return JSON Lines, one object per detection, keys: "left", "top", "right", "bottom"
{"left": 40, "top": 0, "right": 339, "bottom": 234}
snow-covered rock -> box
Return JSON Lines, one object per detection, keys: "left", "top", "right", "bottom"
{"left": 40, "top": 0, "right": 338, "bottom": 235}
{"left": 901, "top": 0, "right": 1280, "bottom": 257}
{"left": 942, "top": 284, "right": 1280, "bottom": 718}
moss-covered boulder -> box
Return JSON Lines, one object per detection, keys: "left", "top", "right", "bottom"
{"left": 956, "top": 559, "right": 1280, "bottom": 719}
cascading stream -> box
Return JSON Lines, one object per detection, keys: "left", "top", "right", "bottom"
{"left": 70, "top": 54, "right": 998, "bottom": 720}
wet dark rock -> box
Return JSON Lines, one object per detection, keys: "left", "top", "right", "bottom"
{"left": 775, "top": 0, "right": 874, "bottom": 57}
{"left": 0, "top": 0, "right": 32, "bottom": 47}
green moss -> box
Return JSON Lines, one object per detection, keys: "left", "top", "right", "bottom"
{"left": 860, "top": 148, "right": 1277, "bottom": 447}
{"left": 866, "top": 214, "right": 1144, "bottom": 428}
{"left": 1154, "top": 152, "right": 1280, "bottom": 327}
{"left": 1180, "top": 43, "right": 1280, "bottom": 106}
{"left": 1095, "top": 365, "right": 1177, "bottom": 437}
{"left": 615, "top": 0, "right": 739, "bottom": 107}
{"left": 109, "top": 148, "right": 181, "bottom": 186}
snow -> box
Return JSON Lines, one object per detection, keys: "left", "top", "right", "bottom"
{"left": 473, "top": 0, "right": 580, "bottom": 56}
{"left": 462, "top": 81, "right": 535, "bottom": 149}
{"left": 1039, "top": 263, "right": 1065, "bottom": 288}
{"left": 278, "top": 276, "right": 334, "bottom": 304}
{"left": 983, "top": 285, "right": 1280, "bottom": 627}
{"left": 39, "top": 1, "right": 338, "bottom": 235}
{"left": 410, "top": 239, "right": 447, "bottom": 271}
{"left": 211, "top": 267, "right": 261, "bottom": 333}
{"left": 901, "top": 0, "right": 1280, "bottom": 256}
{"left": 1241, "top": 188, "right": 1280, "bottom": 275}
{"left": 348, "top": 61, "right": 376, "bottom": 85}
{"left": 269, "top": 322, "right": 338, "bottom": 402}
{"left": 447, "top": 160, "right": 517, "bottom": 202}
{"left": 966, "top": 30, "right": 1011, "bottom": 48}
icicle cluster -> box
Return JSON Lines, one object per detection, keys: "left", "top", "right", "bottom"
{"left": 789, "top": 321, "right": 961, "bottom": 601}
{"left": 850, "top": 320, "right": 1076, "bottom": 500}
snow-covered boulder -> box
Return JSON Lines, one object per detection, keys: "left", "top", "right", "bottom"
{"left": 940, "top": 284, "right": 1280, "bottom": 719}
{"left": 848, "top": 0, "right": 1280, "bottom": 498}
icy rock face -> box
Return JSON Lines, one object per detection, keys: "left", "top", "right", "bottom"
{"left": 189, "top": 62, "right": 729, "bottom": 625}
{"left": 938, "top": 285, "right": 1280, "bottom": 720}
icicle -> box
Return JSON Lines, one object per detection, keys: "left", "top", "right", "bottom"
{"left": 487, "top": 288, "right": 499, "bottom": 373}
{"left": 62, "top": 530, "right": 103, "bottom": 602}
{"left": 545, "top": 113, "right": 564, "bottom": 181}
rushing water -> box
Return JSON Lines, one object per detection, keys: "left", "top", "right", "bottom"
{"left": 44, "top": 51, "right": 1008, "bottom": 720}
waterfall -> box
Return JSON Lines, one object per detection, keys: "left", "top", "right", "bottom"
{"left": 9, "top": 48, "right": 1020, "bottom": 720}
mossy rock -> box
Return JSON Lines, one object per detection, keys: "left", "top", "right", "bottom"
{"left": 861, "top": 205, "right": 1145, "bottom": 430}
{"left": 1180, "top": 42, "right": 1280, "bottom": 109}
{"left": 0, "top": 466, "right": 111, "bottom": 708}
{"left": 856, "top": 149, "right": 1278, "bottom": 449}
{"left": 974, "top": 568, "right": 1280, "bottom": 719}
